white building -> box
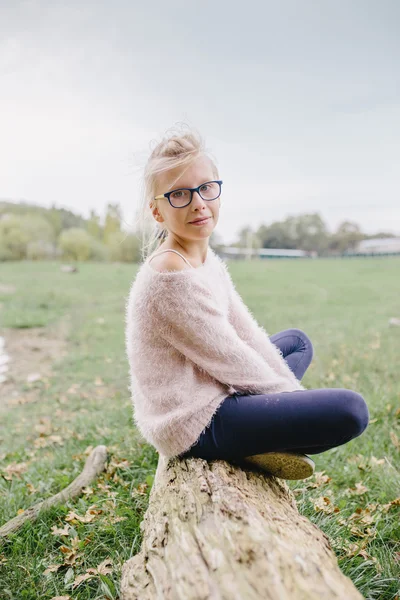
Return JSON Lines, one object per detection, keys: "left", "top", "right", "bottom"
{"left": 352, "top": 237, "right": 400, "bottom": 255}
{"left": 217, "top": 246, "right": 310, "bottom": 260}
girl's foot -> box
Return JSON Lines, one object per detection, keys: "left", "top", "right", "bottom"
{"left": 238, "top": 451, "right": 315, "bottom": 480}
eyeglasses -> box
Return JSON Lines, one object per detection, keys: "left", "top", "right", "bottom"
{"left": 154, "top": 180, "right": 223, "bottom": 208}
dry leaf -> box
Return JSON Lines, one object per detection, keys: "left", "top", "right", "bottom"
{"left": 44, "top": 564, "right": 64, "bottom": 575}
{"left": 59, "top": 536, "right": 81, "bottom": 565}
{"left": 95, "top": 558, "right": 113, "bottom": 575}
{"left": 306, "top": 470, "right": 331, "bottom": 488}
{"left": 369, "top": 339, "right": 380, "bottom": 350}
{"left": 345, "top": 482, "right": 369, "bottom": 496}
{"left": 66, "top": 383, "right": 81, "bottom": 395}
{"left": 51, "top": 524, "right": 71, "bottom": 537}
{"left": 370, "top": 456, "right": 385, "bottom": 466}
{"left": 71, "top": 559, "right": 113, "bottom": 590}
{"left": 34, "top": 417, "right": 53, "bottom": 435}
{"left": 65, "top": 506, "right": 102, "bottom": 524}
{"left": 2, "top": 462, "right": 28, "bottom": 480}
{"left": 390, "top": 431, "right": 400, "bottom": 450}
{"left": 26, "top": 482, "right": 38, "bottom": 493}
{"left": 312, "top": 495, "right": 340, "bottom": 514}
{"left": 72, "top": 572, "right": 95, "bottom": 589}
{"left": 108, "top": 515, "right": 127, "bottom": 524}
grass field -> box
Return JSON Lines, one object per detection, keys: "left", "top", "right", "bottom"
{"left": 0, "top": 256, "right": 399, "bottom": 599}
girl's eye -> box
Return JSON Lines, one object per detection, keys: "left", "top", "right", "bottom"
{"left": 171, "top": 190, "right": 184, "bottom": 198}
{"left": 200, "top": 184, "right": 210, "bottom": 192}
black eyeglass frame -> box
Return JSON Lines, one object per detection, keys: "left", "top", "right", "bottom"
{"left": 154, "top": 180, "right": 223, "bottom": 208}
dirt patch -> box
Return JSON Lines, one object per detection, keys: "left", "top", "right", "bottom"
{"left": 0, "top": 317, "right": 70, "bottom": 408}
{"left": 0, "top": 284, "right": 16, "bottom": 295}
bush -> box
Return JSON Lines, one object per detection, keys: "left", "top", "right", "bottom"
{"left": 0, "top": 215, "right": 30, "bottom": 260}
{"left": 58, "top": 227, "right": 110, "bottom": 262}
{"left": 107, "top": 231, "right": 140, "bottom": 262}
{"left": 26, "top": 240, "right": 58, "bottom": 260}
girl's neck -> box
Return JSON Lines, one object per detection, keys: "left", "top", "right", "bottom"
{"left": 157, "top": 239, "right": 209, "bottom": 268}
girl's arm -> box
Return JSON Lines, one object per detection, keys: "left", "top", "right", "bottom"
{"left": 221, "top": 265, "right": 305, "bottom": 390}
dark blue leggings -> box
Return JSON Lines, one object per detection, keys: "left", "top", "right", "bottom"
{"left": 180, "top": 328, "right": 369, "bottom": 461}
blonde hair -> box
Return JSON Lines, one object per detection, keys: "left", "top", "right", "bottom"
{"left": 133, "top": 123, "right": 219, "bottom": 262}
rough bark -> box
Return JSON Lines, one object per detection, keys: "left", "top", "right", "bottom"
{"left": 121, "top": 454, "right": 364, "bottom": 600}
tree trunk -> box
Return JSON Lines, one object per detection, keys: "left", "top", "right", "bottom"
{"left": 120, "top": 455, "right": 364, "bottom": 600}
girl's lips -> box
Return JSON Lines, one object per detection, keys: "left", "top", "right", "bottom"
{"left": 189, "top": 217, "right": 210, "bottom": 225}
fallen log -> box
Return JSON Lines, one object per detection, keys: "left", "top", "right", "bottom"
{"left": 121, "top": 454, "right": 364, "bottom": 600}
{"left": 0, "top": 445, "right": 108, "bottom": 539}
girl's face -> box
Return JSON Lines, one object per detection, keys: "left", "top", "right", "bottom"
{"left": 152, "top": 155, "right": 221, "bottom": 241}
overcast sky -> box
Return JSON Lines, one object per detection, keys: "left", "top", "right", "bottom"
{"left": 1, "top": 0, "right": 399, "bottom": 244}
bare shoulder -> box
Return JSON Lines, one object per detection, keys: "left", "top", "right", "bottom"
{"left": 149, "top": 252, "right": 191, "bottom": 273}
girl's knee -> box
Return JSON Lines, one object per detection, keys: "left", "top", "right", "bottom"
{"left": 287, "top": 328, "right": 314, "bottom": 360}
{"left": 340, "top": 390, "right": 369, "bottom": 436}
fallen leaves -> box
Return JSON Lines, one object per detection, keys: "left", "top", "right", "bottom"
{"left": 33, "top": 434, "right": 64, "bottom": 449}
{"left": 390, "top": 431, "right": 400, "bottom": 450}
{"left": 312, "top": 495, "right": 340, "bottom": 514}
{"left": 347, "top": 453, "right": 389, "bottom": 471}
{"left": 44, "top": 536, "right": 84, "bottom": 572}
{"left": 344, "top": 482, "right": 369, "bottom": 496}
{"left": 26, "top": 483, "right": 39, "bottom": 494}
{"left": 2, "top": 461, "right": 28, "bottom": 480}
{"left": 65, "top": 505, "right": 103, "bottom": 525}
{"left": 369, "top": 335, "right": 381, "bottom": 350}
{"left": 71, "top": 558, "right": 113, "bottom": 590}
{"left": 45, "top": 556, "right": 114, "bottom": 591}
{"left": 51, "top": 524, "right": 71, "bottom": 537}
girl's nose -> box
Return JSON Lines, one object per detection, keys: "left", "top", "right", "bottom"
{"left": 191, "top": 190, "right": 207, "bottom": 208}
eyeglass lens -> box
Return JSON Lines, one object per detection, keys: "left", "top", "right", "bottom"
{"left": 169, "top": 182, "right": 221, "bottom": 208}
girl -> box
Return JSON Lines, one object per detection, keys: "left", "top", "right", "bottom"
{"left": 125, "top": 125, "right": 369, "bottom": 480}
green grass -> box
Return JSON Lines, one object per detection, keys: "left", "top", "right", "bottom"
{"left": 0, "top": 257, "right": 399, "bottom": 599}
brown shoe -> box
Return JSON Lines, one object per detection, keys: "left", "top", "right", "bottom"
{"left": 240, "top": 451, "right": 315, "bottom": 480}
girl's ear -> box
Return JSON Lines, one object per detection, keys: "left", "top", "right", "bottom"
{"left": 150, "top": 202, "right": 164, "bottom": 222}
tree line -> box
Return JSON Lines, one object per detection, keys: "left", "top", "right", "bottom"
{"left": 0, "top": 200, "right": 396, "bottom": 262}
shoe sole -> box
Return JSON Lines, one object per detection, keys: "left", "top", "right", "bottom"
{"left": 240, "top": 451, "right": 315, "bottom": 480}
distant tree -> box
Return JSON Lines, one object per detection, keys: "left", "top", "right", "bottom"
{"left": 364, "top": 231, "right": 397, "bottom": 239}
{"left": 46, "top": 205, "right": 63, "bottom": 237}
{"left": 107, "top": 231, "right": 140, "bottom": 262}
{"left": 293, "top": 213, "right": 329, "bottom": 254}
{"left": 19, "top": 214, "right": 55, "bottom": 244}
{"left": 26, "top": 240, "right": 58, "bottom": 260}
{"left": 328, "top": 221, "right": 364, "bottom": 254}
{"left": 257, "top": 221, "right": 297, "bottom": 249}
{"left": 209, "top": 230, "right": 225, "bottom": 251}
{"left": 58, "top": 228, "right": 93, "bottom": 261}
{"left": 256, "top": 213, "right": 329, "bottom": 254}
{"left": 236, "top": 226, "right": 262, "bottom": 249}
{"left": 87, "top": 209, "right": 103, "bottom": 240}
{"left": 103, "top": 203, "right": 122, "bottom": 244}
{"left": 0, "top": 200, "right": 84, "bottom": 234}
{"left": 0, "top": 215, "right": 30, "bottom": 260}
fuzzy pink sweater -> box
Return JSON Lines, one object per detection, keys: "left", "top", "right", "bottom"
{"left": 124, "top": 246, "right": 305, "bottom": 459}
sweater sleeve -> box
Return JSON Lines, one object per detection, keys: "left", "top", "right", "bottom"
{"left": 221, "top": 266, "right": 305, "bottom": 391}
{"left": 148, "top": 275, "right": 299, "bottom": 395}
